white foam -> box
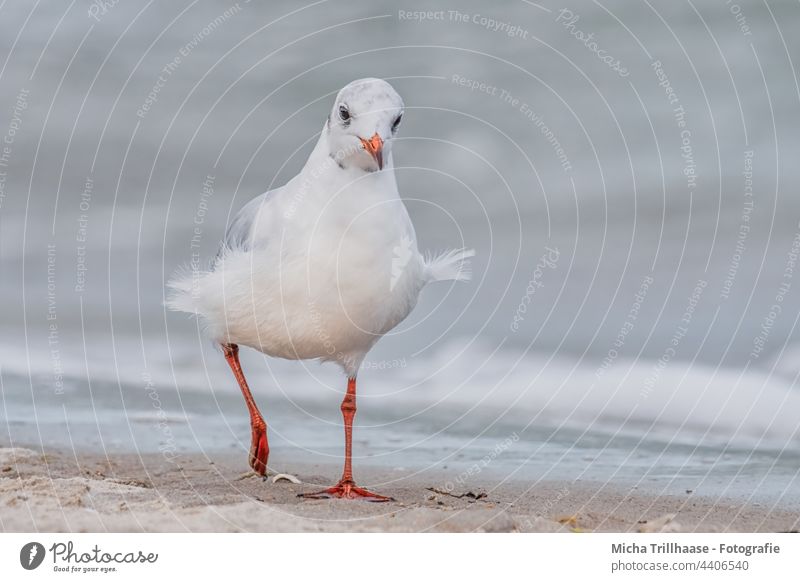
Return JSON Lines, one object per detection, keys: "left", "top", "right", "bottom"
{"left": 398, "top": 340, "right": 800, "bottom": 448}
{"left": 4, "top": 335, "right": 799, "bottom": 449}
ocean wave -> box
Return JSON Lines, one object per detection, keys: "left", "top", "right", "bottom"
{"left": 2, "top": 336, "right": 799, "bottom": 451}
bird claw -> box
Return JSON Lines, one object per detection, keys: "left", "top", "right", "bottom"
{"left": 298, "top": 479, "right": 393, "bottom": 502}
{"left": 249, "top": 427, "right": 269, "bottom": 477}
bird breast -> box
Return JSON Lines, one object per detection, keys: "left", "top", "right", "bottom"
{"left": 229, "top": 184, "right": 424, "bottom": 361}
{"left": 300, "top": 194, "right": 424, "bottom": 336}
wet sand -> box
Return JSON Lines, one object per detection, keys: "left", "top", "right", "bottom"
{"left": 1, "top": 446, "right": 797, "bottom": 532}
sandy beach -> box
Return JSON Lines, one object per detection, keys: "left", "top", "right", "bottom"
{"left": 1, "top": 446, "right": 796, "bottom": 533}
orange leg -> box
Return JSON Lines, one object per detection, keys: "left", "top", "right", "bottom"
{"left": 299, "top": 377, "right": 393, "bottom": 501}
{"left": 222, "top": 344, "right": 269, "bottom": 476}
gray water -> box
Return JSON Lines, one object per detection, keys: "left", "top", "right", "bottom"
{"left": 1, "top": 1, "right": 800, "bottom": 505}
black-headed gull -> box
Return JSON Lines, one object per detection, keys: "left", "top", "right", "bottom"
{"left": 168, "top": 78, "right": 473, "bottom": 500}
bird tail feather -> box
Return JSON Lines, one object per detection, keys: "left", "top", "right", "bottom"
{"left": 165, "top": 265, "right": 206, "bottom": 314}
{"left": 424, "top": 248, "right": 475, "bottom": 283}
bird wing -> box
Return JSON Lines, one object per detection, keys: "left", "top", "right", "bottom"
{"left": 217, "top": 189, "right": 278, "bottom": 259}
{"left": 167, "top": 188, "right": 280, "bottom": 313}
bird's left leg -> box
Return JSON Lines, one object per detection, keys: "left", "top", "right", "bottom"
{"left": 299, "top": 376, "right": 393, "bottom": 501}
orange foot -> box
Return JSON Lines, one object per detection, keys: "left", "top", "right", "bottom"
{"left": 298, "top": 479, "right": 393, "bottom": 502}
{"left": 249, "top": 426, "right": 269, "bottom": 476}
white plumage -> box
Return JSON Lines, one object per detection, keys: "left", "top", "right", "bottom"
{"left": 167, "top": 78, "right": 473, "bottom": 498}
{"left": 167, "top": 78, "right": 473, "bottom": 377}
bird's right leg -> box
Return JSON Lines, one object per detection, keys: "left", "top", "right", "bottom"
{"left": 298, "top": 377, "right": 392, "bottom": 501}
{"left": 222, "top": 343, "right": 269, "bottom": 476}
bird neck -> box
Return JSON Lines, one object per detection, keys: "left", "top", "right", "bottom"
{"left": 303, "top": 125, "right": 397, "bottom": 192}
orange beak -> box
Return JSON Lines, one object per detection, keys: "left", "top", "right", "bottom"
{"left": 359, "top": 133, "right": 384, "bottom": 170}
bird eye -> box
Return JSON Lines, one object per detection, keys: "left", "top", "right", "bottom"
{"left": 391, "top": 114, "right": 402, "bottom": 133}
{"left": 338, "top": 105, "right": 351, "bottom": 123}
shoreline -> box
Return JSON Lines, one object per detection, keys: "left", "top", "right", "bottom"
{"left": 1, "top": 445, "right": 797, "bottom": 532}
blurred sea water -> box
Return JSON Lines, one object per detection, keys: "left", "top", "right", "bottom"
{"left": 1, "top": 1, "right": 800, "bottom": 503}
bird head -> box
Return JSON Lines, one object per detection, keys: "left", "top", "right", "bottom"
{"left": 326, "top": 78, "right": 404, "bottom": 173}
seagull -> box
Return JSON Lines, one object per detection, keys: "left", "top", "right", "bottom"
{"left": 167, "top": 78, "right": 473, "bottom": 501}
